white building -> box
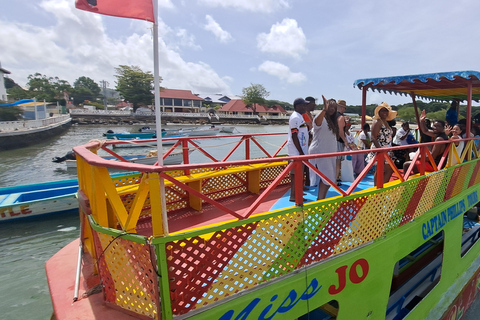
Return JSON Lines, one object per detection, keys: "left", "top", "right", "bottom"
{"left": 0, "top": 63, "right": 11, "bottom": 102}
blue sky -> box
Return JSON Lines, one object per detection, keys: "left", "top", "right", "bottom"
{"left": 1, "top": 0, "right": 480, "bottom": 107}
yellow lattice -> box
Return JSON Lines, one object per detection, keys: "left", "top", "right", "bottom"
{"left": 96, "top": 233, "right": 159, "bottom": 319}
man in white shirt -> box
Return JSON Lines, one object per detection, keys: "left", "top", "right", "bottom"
{"left": 287, "top": 98, "right": 309, "bottom": 202}
{"left": 394, "top": 122, "right": 411, "bottom": 146}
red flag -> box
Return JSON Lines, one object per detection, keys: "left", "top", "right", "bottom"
{"left": 75, "top": 0, "right": 155, "bottom": 22}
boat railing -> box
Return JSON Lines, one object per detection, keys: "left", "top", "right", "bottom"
{"left": 75, "top": 134, "right": 480, "bottom": 234}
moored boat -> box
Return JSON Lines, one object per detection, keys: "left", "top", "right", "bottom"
{"left": 0, "top": 114, "right": 71, "bottom": 151}
{"left": 111, "top": 134, "right": 185, "bottom": 148}
{"left": 46, "top": 71, "right": 480, "bottom": 320}
{"left": 219, "top": 126, "right": 235, "bottom": 133}
{"left": 179, "top": 126, "right": 220, "bottom": 136}
{"left": 104, "top": 131, "right": 159, "bottom": 139}
{"left": 63, "top": 150, "right": 192, "bottom": 168}
{"left": 0, "top": 172, "right": 141, "bottom": 222}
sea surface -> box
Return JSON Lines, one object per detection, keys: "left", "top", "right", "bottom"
{"left": 0, "top": 123, "right": 479, "bottom": 319}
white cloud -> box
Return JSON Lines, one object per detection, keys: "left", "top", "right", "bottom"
{"left": 258, "top": 61, "right": 306, "bottom": 84}
{"left": 159, "top": 0, "right": 175, "bottom": 9}
{"left": 1, "top": 0, "right": 230, "bottom": 96}
{"left": 257, "top": 18, "right": 307, "bottom": 59}
{"left": 197, "top": 0, "right": 290, "bottom": 13}
{"left": 204, "top": 15, "right": 233, "bottom": 43}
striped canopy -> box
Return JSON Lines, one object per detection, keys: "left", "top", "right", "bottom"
{"left": 354, "top": 71, "right": 480, "bottom": 102}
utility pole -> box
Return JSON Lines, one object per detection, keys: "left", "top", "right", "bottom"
{"left": 100, "top": 80, "right": 109, "bottom": 110}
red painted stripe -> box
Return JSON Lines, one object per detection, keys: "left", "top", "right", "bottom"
{"left": 399, "top": 177, "right": 429, "bottom": 227}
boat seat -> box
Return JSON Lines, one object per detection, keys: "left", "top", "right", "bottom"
{"left": 0, "top": 193, "right": 21, "bottom": 206}
{"left": 116, "top": 161, "right": 288, "bottom": 196}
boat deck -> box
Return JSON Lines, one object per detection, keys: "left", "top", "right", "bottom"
{"left": 134, "top": 174, "right": 376, "bottom": 236}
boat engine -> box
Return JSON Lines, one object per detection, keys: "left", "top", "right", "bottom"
{"left": 52, "top": 151, "right": 76, "bottom": 163}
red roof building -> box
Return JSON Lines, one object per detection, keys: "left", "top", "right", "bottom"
{"left": 217, "top": 99, "right": 287, "bottom": 116}
{"left": 159, "top": 88, "right": 204, "bottom": 112}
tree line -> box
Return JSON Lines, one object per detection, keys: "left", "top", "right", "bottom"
{"left": 2, "top": 67, "right": 479, "bottom": 123}
{"left": 2, "top": 65, "right": 155, "bottom": 111}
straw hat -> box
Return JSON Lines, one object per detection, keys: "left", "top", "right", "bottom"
{"left": 374, "top": 102, "right": 397, "bottom": 121}
{"left": 337, "top": 100, "right": 347, "bottom": 108}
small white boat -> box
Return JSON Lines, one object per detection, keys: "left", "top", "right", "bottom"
{"left": 219, "top": 126, "right": 235, "bottom": 133}
{"left": 139, "top": 127, "right": 183, "bottom": 137}
{"left": 179, "top": 127, "right": 219, "bottom": 136}
{"left": 112, "top": 135, "right": 184, "bottom": 148}
{"left": 64, "top": 150, "right": 190, "bottom": 168}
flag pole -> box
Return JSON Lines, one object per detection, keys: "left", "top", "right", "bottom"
{"left": 152, "top": 0, "right": 169, "bottom": 235}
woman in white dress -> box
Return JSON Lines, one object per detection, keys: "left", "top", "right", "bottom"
{"left": 309, "top": 96, "right": 339, "bottom": 200}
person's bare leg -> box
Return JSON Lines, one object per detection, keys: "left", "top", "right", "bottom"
{"left": 336, "top": 159, "right": 341, "bottom": 183}
{"left": 289, "top": 174, "right": 295, "bottom": 201}
{"left": 317, "top": 182, "right": 330, "bottom": 200}
{"left": 384, "top": 165, "right": 394, "bottom": 183}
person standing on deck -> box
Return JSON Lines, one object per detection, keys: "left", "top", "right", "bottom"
{"left": 366, "top": 102, "right": 397, "bottom": 185}
{"left": 287, "top": 98, "right": 309, "bottom": 202}
{"left": 358, "top": 123, "right": 372, "bottom": 150}
{"left": 446, "top": 100, "right": 459, "bottom": 126}
{"left": 345, "top": 117, "right": 365, "bottom": 177}
{"left": 403, "top": 110, "right": 448, "bottom": 174}
{"left": 303, "top": 96, "right": 316, "bottom": 186}
{"left": 335, "top": 100, "right": 348, "bottom": 185}
{"left": 308, "top": 96, "right": 339, "bottom": 200}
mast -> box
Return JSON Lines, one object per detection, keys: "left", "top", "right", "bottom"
{"left": 152, "top": 0, "right": 169, "bottom": 235}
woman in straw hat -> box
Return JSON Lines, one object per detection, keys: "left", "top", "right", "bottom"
{"left": 366, "top": 102, "right": 397, "bottom": 185}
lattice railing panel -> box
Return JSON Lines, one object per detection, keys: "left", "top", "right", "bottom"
{"left": 201, "top": 172, "right": 248, "bottom": 200}
{"left": 166, "top": 223, "right": 258, "bottom": 315}
{"left": 92, "top": 231, "right": 160, "bottom": 319}
{"left": 259, "top": 165, "right": 290, "bottom": 189}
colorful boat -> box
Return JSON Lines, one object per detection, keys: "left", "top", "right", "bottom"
{"left": 0, "top": 172, "right": 141, "bottom": 222}
{"left": 46, "top": 71, "right": 480, "bottom": 320}
{"left": 104, "top": 131, "right": 160, "bottom": 139}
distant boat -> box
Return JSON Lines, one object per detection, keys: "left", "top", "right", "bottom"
{"left": 0, "top": 114, "right": 71, "bottom": 151}
{"left": 63, "top": 150, "right": 190, "bottom": 168}
{"left": 219, "top": 126, "right": 235, "bottom": 133}
{"left": 104, "top": 131, "right": 159, "bottom": 139}
{"left": 139, "top": 126, "right": 184, "bottom": 137}
{"left": 112, "top": 134, "right": 185, "bottom": 148}
{"left": 179, "top": 127, "right": 219, "bottom": 136}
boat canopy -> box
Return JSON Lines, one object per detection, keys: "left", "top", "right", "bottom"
{"left": 0, "top": 99, "right": 35, "bottom": 107}
{"left": 354, "top": 70, "right": 480, "bottom": 102}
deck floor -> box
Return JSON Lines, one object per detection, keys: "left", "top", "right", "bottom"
{"left": 136, "top": 174, "right": 376, "bottom": 236}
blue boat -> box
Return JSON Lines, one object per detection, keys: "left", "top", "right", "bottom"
{"left": 0, "top": 172, "right": 141, "bottom": 222}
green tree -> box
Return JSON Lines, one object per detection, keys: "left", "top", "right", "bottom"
{"left": 26, "top": 73, "right": 72, "bottom": 102}
{"left": 396, "top": 106, "right": 418, "bottom": 122}
{"left": 242, "top": 83, "right": 269, "bottom": 114}
{"left": 114, "top": 65, "right": 155, "bottom": 111}
{"left": 5, "top": 78, "right": 27, "bottom": 101}
{"left": 0, "top": 106, "right": 23, "bottom": 121}
{"left": 71, "top": 76, "right": 101, "bottom": 105}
